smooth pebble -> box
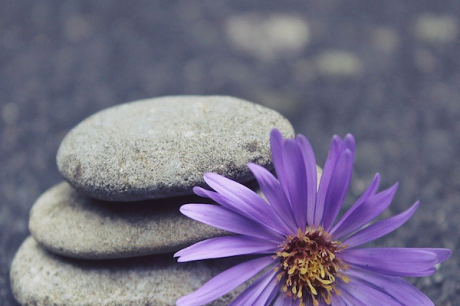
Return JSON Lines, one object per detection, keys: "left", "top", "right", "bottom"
{"left": 29, "top": 182, "right": 227, "bottom": 259}
{"left": 57, "top": 96, "right": 294, "bottom": 201}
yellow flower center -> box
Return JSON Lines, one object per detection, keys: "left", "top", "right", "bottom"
{"left": 275, "top": 227, "right": 349, "bottom": 306}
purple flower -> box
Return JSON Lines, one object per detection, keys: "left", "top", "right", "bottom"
{"left": 175, "top": 129, "right": 451, "bottom": 306}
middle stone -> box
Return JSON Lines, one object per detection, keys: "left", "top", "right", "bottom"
{"left": 29, "top": 182, "right": 227, "bottom": 260}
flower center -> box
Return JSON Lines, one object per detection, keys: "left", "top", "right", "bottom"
{"left": 275, "top": 228, "right": 348, "bottom": 306}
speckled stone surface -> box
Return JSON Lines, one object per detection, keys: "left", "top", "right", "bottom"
{"left": 29, "top": 182, "right": 227, "bottom": 259}
{"left": 56, "top": 96, "right": 294, "bottom": 201}
{"left": 10, "top": 237, "right": 247, "bottom": 306}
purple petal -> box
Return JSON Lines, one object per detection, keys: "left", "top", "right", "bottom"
{"left": 228, "top": 269, "right": 278, "bottom": 306}
{"left": 314, "top": 135, "right": 343, "bottom": 226}
{"left": 322, "top": 148, "right": 354, "bottom": 231}
{"left": 176, "top": 256, "right": 275, "bottom": 306}
{"left": 194, "top": 186, "right": 286, "bottom": 234}
{"left": 343, "top": 201, "right": 419, "bottom": 248}
{"left": 194, "top": 186, "right": 279, "bottom": 231}
{"left": 251, "top": 273, "right": 280, "bottom": 306}
{"left": 272, "top": 296, "right": 283, "bottom": 306}
{"left": 180, "top": 204, "right": 283, "bottom": 241}
{"left": 343, "top": 134, "right": 356, "bottom": 153}
{"left": 247, "top": 163, "right": 298, "bottom": 232}
{"left": 193, "top": 187, "right": 242, "bottom": 214}
{"left": 340, "top": 248, "right": 438, "bottom": 277}
{"left": 331, "top": 182, "right": 398, "bottom": 240}
{"left": 331, "top": 295, "right": 347, "bottom": 306}
{"left": 281, "top": 139, "right": 308, "bottom": 229}
{"left": 338, "top": 279, "right": 402, "bottom": 305}
{"left": 264, "top": 284, "right": 282, "bottom": 306}
{"left": 338, "top": 287, "right": 367, "bottom": 306}
{"left": 331, "top": 173, "right": 380, "bottom": 237}
{"left": 346, "top": 268, "right": 434, "bottom": 306}
{"left": 203, "top": 173, "right": 291, "bottom": 235}
{"left": 417, "top": 248, "right": 452, "bottom": 263}
{"left": 270, "top": 129, "right": 290, "bottom": 200}
{"left": 203, "top": 173, "right": 270, "bottom": 212}
{"left": 272, "top": 297, "right": 283, "bottom": 306}
{"left": 194, "top": 186, "right": 225, "bottom": 202}
{"left": 174, "top": 236, "right": 278, "bottom": 262}
{"left": 294, "top": 134, "right": 318, "bottom": 227}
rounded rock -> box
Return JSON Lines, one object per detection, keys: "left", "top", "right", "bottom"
{"left": 57, "top": 96, "right": 294, "bottom": 201}
{"left": 10, "top": 237, "right": 247, "bottom": 306}
{"left": 29, "top": 182, "right": 226, "bottom": 259}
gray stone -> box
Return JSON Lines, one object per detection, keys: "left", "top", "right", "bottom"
{"left": 29, "top": 182, "right": 227, "bottom": 259}
{"left": 57, "top": 96, "right": 294, "bottom": 201}
{"left": 10, "top": 237, "right": 248, "bottom": 306}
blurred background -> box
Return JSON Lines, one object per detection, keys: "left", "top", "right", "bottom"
{"left": 1, "top": 1, "right": 459, "bottom": 304}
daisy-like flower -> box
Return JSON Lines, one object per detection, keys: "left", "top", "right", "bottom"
{"left": 174, "top": 129, "right": 451, "bottom": 306}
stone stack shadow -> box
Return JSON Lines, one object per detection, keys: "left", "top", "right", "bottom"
{"left": 10, "top": 96, "right": 294, "bottom": 305}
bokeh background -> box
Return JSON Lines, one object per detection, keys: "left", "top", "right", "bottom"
{"left": 1, "top": 1, "right": 460, "bottom": 305}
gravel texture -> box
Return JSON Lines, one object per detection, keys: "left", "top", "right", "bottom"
{"left": 10, "top": 237, "right": 247, "bottom": 306}
{"left": 29, "top": 182, "right": 227, "bottom": 259}
{"left": 1, "top": 1, "right": 460, "bottom": 305}
{"left": 56, "top": 96, "right": 293, "bottom": 201}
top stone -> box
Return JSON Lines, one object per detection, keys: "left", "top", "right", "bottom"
{"left": 57, "top": 96, "right": 294, "bottom": 201}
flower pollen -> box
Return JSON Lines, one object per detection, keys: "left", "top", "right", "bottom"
{"left": 275, "top": 227, "right": 349, "bottom": 306}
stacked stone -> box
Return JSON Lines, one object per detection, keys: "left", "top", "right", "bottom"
{"left": 10, "top": 96, "right": 294, "bottom": 306}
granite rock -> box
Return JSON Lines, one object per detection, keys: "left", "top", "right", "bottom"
{"left": 57, "top": 96, "right": 294, "bottom": 201}
{"left": 10, "top": 237, "right": 248, "bottom": 306}
{"left": 29, "top": 182, "right": 227, "bottom": 259}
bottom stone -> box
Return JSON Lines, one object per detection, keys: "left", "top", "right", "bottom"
{"left": 10, "top": 237, "right": 247, "bottom": 306}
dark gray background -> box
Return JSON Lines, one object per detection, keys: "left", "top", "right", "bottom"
{"left": 1, "top": 1, "right": 459, "bottom": 305}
